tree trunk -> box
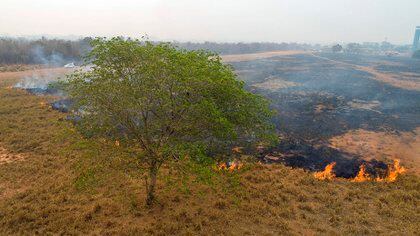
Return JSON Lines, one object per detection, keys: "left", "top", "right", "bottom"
{"left": 146, "top": 161, "right": 158, "bottom": 206}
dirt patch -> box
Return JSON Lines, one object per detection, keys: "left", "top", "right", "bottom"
{"left": 373, "top": 61, "right": 403, "bottom": 67}
{"left": 0, "top": 67, "right": 73, "bottom": 80}
{"left": 0, "top": 145, "right": 25, "bottom": 165}
{"left": 399, "top": 72, "right": 420, "bottom": 78}
{"left": 329, "top": 128, "right": 420, "bottom": 174}
{"left": 0, "top": 67, "right": 74, "bottom": 87}
{"left": 0, "top": 183, "right": 27, "bottom": 200}
{"left": 0, "top": 64, "right": 46, "bottom": 72}
{"left": 314, "top": 104, "right": 335, "bottom": 114}
{"left": 221, "top": 50, "right": 308, "bottom": 62}
{"left": 347, "top": 99, "right": 381, "bottom": 113}
{"left": 252, "top": 76, "right": 300, "bottom": 91}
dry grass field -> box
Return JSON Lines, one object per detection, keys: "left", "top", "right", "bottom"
{"left": 0, "top": 64, "right": 45, "bottom": 73}
{"left": 0, "top": 68, "right": 419, "bottom": 235}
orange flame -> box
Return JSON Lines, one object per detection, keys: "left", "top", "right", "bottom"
{"left": 376, "top": 159, "right": 406, "bottom": 182}
{"left": 351, "top": 164, "right": 371, "bottom": 182}
{"left": 386, "top": 159, "right": 406, "bottom": 182}
{"left": 315, "top": 159, "right": 406, "bottom": 182}
{"left": 314, "top": 162, "right": 336, "bottom": 180}
{"left": 218, "top": 163, "right": 227, "bottom": 170}
{"left": 218, "top": 160, "right": 243, "bottom": 172}
{"left": 231, "top": 146, "right": 243, "bottom": 153}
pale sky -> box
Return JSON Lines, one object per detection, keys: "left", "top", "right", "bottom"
{"left": 1, "top": 0, "right": 419, "bottom": 44}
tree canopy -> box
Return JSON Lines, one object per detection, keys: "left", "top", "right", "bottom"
{"left": 67, "top": 37, "right": 276, "bottom": 205}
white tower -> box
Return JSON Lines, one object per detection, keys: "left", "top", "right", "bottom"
{"left": 413, "top": 26, "right": 420, "bottom": 51}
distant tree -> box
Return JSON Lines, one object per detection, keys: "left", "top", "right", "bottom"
{"left": 413, "top": 50, "right": 420, "bottom": 59}
{"left": 67, "top": 37, "right": 276, "bottom": 205}
{"left": 332, "top": 44, "right": 343, "bottom": 53}
{"left": 346, "top": 43, "right": 362, "bottom": 54}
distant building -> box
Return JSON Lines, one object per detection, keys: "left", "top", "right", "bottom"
{"left": 413, "top": 26, "right": 420, "bottom": 51}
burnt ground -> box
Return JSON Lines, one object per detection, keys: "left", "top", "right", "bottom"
{"left": 230, "top": 53, "right": 420, "bottom": 176}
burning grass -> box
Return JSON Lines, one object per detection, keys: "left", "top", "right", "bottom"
{"left": 352, "top": 164, "right": 371, "bottom": 182}
{"left": 217, "top": 159, "right": 244, "bottom": 172}
{"left": 314, "top": 162, "right": 336, "bottom": 180}
{"left": 329, "top": 128, "right": 420, "bottom": 174}
{"left": 0, "top": 70, "right": 419, "bottom": 235}
{"left": 314, "top": 160, "right": 406, "bottom": 183}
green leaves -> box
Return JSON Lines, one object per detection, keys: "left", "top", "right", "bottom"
{"left": 67, "top": 37, "right": 276, "bottom": 161}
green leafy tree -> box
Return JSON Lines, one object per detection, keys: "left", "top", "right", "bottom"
{"left": 67, "top": 37, "right": 276, "bottom": 205}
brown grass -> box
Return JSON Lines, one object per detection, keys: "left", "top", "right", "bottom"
{"left": 0, "top": 64, "right": 46, "bottom": 73}
{"left": 0, "top": 70, "right": 419, "bottom": 235}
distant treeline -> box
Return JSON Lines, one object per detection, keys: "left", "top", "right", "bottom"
{"left": 1, "top": 37, "right": 412, "bottom": 65}
{"left": 0, "top": 37, "right": 317, "bottom": 65}
{"left": 0, "top": 37, "right": 92, "bottom": 65}
{"left": 174, "top": 42, "right": 316, "bottom": 55}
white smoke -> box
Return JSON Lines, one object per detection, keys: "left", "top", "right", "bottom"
{"left": 14, "top": 45, "right": 70, "bottom": 91}
{"left": 14, "top": 73, "right": 58, "bottom": 90}
{"left": 31, "top": 45, "right": 66, "bottom": 66}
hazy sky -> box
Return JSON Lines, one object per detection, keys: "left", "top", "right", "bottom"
{"left": 1, "top": 0, "right": 419, "bottom": 44}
